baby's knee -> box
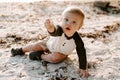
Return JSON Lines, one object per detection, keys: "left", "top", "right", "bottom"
{"left": 50, "top": 58, "right": 60, "bottom": 63}
{"left": 41, "top": 53, "right": 67, "bottom": 63}
{"left": 42, "top": 55, "right": 60, "bottom": 63}
{"left": 49, "top": 56, "right": 64, "bottom": 63}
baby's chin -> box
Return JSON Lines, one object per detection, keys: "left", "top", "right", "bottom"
{"left": 64, "top": 30, "right": 74, "bottom": 36}
{"left": 64, "top": 29, "right": 71, "bottom": 33}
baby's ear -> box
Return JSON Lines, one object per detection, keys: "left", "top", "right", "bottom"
{"left": 79, "top": 21, "right": 84, "bottom": 29}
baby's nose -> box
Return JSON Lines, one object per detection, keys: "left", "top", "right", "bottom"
{"left": 66, "top": 22, "right": 71, "bottom": 26}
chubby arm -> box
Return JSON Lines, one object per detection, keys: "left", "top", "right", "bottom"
{"left": 45, "top": 19, "right": 63, "bottom": 36}
{"left": 45, "top": 19, "right": 55, "bottom": 33}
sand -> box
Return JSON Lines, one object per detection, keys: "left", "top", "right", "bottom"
{"left": 0, "top": 0, "right": 120, "bottom": 80}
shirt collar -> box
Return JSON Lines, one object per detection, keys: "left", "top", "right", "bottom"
{"left": 64, "top": 33, "right": 74, "bottom": 40}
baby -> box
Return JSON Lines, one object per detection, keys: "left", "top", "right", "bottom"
{"left": 11, "top": 6, "right": 90, "bottom": 78}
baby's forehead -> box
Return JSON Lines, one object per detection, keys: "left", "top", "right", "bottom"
{"left": 63, "top": 12, "right": 82, "bottom": 18}
{"left": 63, "top": 11, "right": 83, "bottom": 18}
{"left": 63, "top": 14, "right": 82, "bottom": 22}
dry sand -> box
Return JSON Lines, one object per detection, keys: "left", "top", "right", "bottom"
{"left": 0, "top": 0, "right": 120, "bottom": 80}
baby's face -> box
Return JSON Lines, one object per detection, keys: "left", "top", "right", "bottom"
{"left": 61, "top": 12, "right": 82, "bottom": 36}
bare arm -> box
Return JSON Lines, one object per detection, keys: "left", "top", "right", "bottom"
{"left": 44, "top": 19, "right": 55, "bottom": 33}
{"left": 45, "top": 19, "right": 63, "bottom": 36}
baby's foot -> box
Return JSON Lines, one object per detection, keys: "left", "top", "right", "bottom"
{"left": 11, "top": 48, "right": 24, "bottom": 56}
{"left": 29, "top": 51, "right": 44, "bottom": 60}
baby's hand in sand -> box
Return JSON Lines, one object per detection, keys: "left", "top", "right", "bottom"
{"left": 77, "top": 69, "right": 90, "bottom": 78}
{"left": 45, "top": 19, "right": 55, "bottom": 32}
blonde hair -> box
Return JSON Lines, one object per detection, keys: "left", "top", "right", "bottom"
{"left": 62, "top": 6, "right": 85, "bottom": 28}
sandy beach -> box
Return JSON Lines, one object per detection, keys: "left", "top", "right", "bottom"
{"left": 0, "top": 0, "right": 120, "bottom": 80}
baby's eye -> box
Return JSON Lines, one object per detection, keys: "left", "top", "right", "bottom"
{"left": 65, "top": 18, "right": 68, "bottom": 22}
{"left": 72, "top": 21, "right": 76, "bottom": 24}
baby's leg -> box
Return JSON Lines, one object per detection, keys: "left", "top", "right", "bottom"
{"left": 41, "top": 52, "right": 67, "bottom": 63}
{"left": 11, "top": 41, "right": 48, "bottom": 57}
{"left": 22, "top": 41, "right": 47, "bottom": 53}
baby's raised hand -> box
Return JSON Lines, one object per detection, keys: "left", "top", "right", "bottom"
{"left": 45, "top": 19, "right": 55, "bottom": 32}
{"left": 45, "top": 19, "right": 51, "bottom": 29}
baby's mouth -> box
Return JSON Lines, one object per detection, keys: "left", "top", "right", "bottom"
{"left": 65, "top": 27, "right": 71, "bottom": 30}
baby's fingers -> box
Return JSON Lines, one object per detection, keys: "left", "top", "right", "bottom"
{"left": 82, "top": 71, "right": 90, "bottom": 78}
{"left": 77, "top": 69, "right": 90, "bottom": 78}
{"left": 45, "top": 19, "right": 50, "bottom": 24}
{"left": 45, "top": 19, "right": 50, "bottom": 27}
